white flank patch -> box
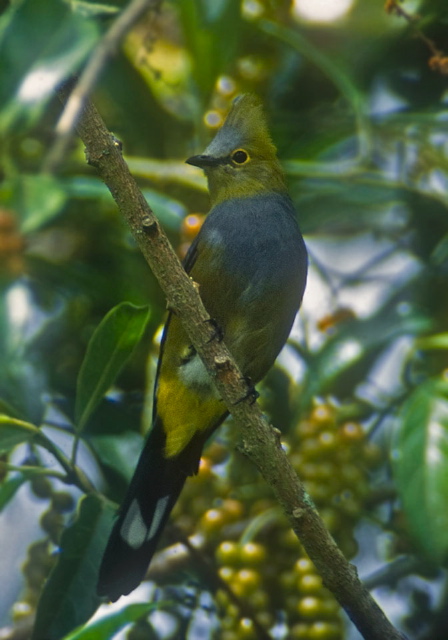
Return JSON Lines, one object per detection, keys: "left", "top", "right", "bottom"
{"left": 180, "top": 353, "right": 217, "bottom": 392}
{"left": 146, "top": 496, "right": 171, "bottom": 541}
{"left": 120, "top": 500, "right": 147, "bottom": 549}
{"left": 180, "top": 353, "right": 209, "bottom": 387}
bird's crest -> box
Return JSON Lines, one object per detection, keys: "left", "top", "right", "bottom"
{"left": 220, "top": 93, "right": 277, "bottom": 156}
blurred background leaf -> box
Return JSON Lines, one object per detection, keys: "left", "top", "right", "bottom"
{"left": 31, "top": 494, "right": 116, "bottom": 640}
{"left": 392, "top": 378, "right": 448, "bottom": 565}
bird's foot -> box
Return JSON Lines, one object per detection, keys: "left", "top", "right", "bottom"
{"left": 205, "top": 317, "right": 224, "bottom": 343}
{"left": 234, "top": 377, "right": 259, "bottom": 405}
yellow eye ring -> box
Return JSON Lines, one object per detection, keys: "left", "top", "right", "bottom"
{"left": 231, "top": 149, "right": 250, "bottom": 165}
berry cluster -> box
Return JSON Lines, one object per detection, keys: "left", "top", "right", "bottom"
{"left": 167, "top": 402, "right": 382, "bottom": 639}
{"left": 12, "top": 476, "right": 75, "bottom": 625}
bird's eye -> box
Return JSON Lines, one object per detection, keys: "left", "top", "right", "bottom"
{"left": 231, "top": 149, "right": 250, "bottom": 165}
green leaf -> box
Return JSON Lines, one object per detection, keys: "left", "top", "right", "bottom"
{"left": 299, "top": 305, "right": 432, "bottom": 405}
{"left": 0, "top": 0, "right": 99, "bottom": 133}
{"left": 61, "top": 175, "right": 187, "bottom": 231}
{"left": 69, "top": 1, "right": 120, "bottom": 19}
{"left": 0, "top": 414, "right": 40, "bottom": 453}
{"left": 392, "top": 378, "right": 448, "bottom": 564}
{"left": 178, "top": 0, "right": 241, "bottom": 95}
{"left": 0, "top": 474, "right": 26, "bottom": 511}
{"left": 0, "top": 174, "right": 67, "bottom": 233}
{"left": 126, "top": 157, "right": 207, "bottom": 193}
{"left": 75, "top": 303, "right": 150, "bottom": 432}
{"left": 32, "top": 494, "right": 116, "bottom": 640}
{"left": 89, "top": 431, "right": 143, "bottom": 484}
{"left": 0, "top": 399, "right": 23, "bottom": 419}
{"left": 416, "top": 333, "right": 448, "bottom": 350}
{"left": 61, "top": 602, "right": 161, "bottom": 640}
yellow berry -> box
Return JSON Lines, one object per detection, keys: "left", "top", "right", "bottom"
{"left": 340, "top": 422, "right": 364, "bottom": 443}
{"left": 298, "top": 596, "right": 322, "bottom": 619}
{"left": 232, "top": 569, "right": 261, "bottom": 596}
{"left": 206, "top": 442, "right": 228, "bottom": 464}
{"left": 197, "top": 456, "right": 215, "bottom": 480}
{"left": 318, "top": 431, "right": 338, "bottom": 453}
{"left": 31, "top": 476, "right": 53, "bottom": 499}
{"left": 239, "top": 542, "right": 266, "bottom": 565}
{"left": 298, "top": 573, "right": 323, "bottom": 594}
{"left": 309, "top": 621, "right": 343, "bottom": 639}
{"left": 221, "top": 499, "right": 244, "bottom": 522}
{"left": 237, "top": 617, "right": 257, "bottom": 638}
{"left": 22, "top": 561, "right": 47, "bottom": 590}
{"left": 218, "top": 566, "right": 235, "bottom": 583}
{"left": 40, "top": 509, "right": 64, "bottom": 544}
{"left": 22, "top": 588, "right": 40, "bottom": 607}
{"left": 291, "top": 623, "right": 312, "bottom": 639}
{"left": 216, "top": 541, "right": 240, "bottom": 566}
{"left": 28, "top": 540, "right": 50, "bottom": 564}
{"left": 294, "top": 557, "right": 315, "bottom": 576}
{"left": 51, "top": 491, "right": 75, "bottom": 514}
{"left": 199, "top": 508, "right": 225, "bottom": 533}
{"left": 181, "top": 214, "right": 205, "bottom": 240}
{"left": 11, "top": 601, "right": 33, "bottom": 623}
{"left": 311, "top": 404, "right": 333, "bottom": 423}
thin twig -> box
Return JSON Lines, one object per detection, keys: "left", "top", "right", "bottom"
{"left": 35, "top": 431, "right": 94, "bottom": 494}
{"left": 43, "top": 0, "right": 161, "bottom": 173}
{"left": 385, "top": 0, "right": 448, "bottom": 75}
{"left": 363, "top": 555, "right": 427, "bottom": 590}
{"left": 2, "top": 463, "right": 67, "bottom": 481}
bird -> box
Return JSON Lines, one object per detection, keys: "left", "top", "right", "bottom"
{"left": 97, "top": 94, "right": 308, "bottom": 601}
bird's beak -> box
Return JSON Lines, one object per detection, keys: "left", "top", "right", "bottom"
{"left": 186, "top": 154, "right": 219, "bottom": 168}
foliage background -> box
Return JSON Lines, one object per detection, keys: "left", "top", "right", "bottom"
{"left": 0, "top": 0, "right": 448, "bottom": 639}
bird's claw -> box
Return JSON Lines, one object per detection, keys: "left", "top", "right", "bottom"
{"left": 234, "top": 377, "right": 259, "bottom": 405}
{"left": 205, "top": 317, "right": 224, "bottom": 343}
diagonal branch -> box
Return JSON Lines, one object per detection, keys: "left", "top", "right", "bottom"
{"left": 54, "top": 80, "right": 408, "bottom": 640}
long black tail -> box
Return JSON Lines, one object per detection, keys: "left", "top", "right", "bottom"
{"left": 97, "top": 420, "right": 203, "bottom": 601}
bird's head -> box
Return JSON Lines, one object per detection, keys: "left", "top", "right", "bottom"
{"left": 186, "top": 94, "right": 286, "bottom": 205}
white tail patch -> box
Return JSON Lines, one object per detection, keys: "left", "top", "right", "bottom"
{"left": 146, "top": 495, "right": 170, "bottom": 541}
{"left": 120, "top": 496, "right": 171, "bottom": 549}
{"left": 120, "top": 499, "right": 147, "bottom": 549}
